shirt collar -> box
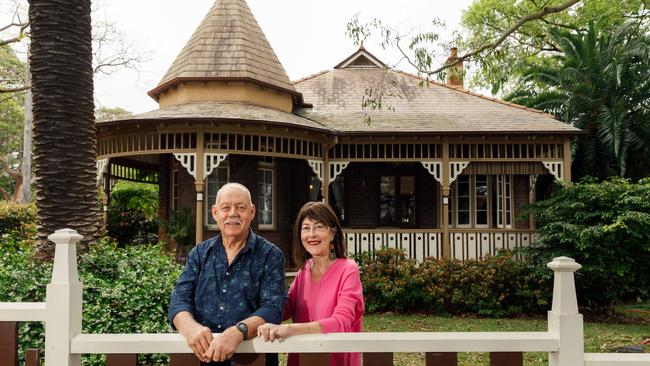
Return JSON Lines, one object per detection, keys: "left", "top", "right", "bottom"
{"left": 210, "top": 228, "right": 258, "bottom": 254}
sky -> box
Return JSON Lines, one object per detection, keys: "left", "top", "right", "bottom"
{"left": 92, "top": 0, "right": 476, "bottom": 114}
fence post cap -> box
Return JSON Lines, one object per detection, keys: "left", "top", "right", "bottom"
{"left": 48, "top": 228, "right": 83, "bottom": 244}
{"left": 547, "top": 256, "right": 581, "bottom": 272}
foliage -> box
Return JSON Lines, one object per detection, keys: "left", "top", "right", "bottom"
{"left": 95, "top": 106, "right": 132, "bottom": 122}
{"left": 461, "top": 0, "right": 649, "bottom": 94}
{"left": 160, "top": 207, "right": 195, "bottom": 262}
{"left": 524, "top": 177, "right": 650, "bottom": 313}
{"left": 0, "top": 45, "right": 25, "bottom": 197}
{"left": 0, "top": 201, "right": 34, "bottom": 242}
{"left": 107, "top": 181, "right": 159, "bottom": 246}
{"left": 0, "top": 235, "right": 183, "bottom": 366}
{"left": 507, "top": 22, "right": 650, "bottom": 180}
{"left": 354, "top": 248, "right": 550, "bottom": 317}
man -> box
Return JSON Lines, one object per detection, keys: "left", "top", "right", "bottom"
{"left": 169, "top": 183, "right": 286, "bottom": 365}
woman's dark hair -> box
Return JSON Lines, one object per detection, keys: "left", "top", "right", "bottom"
{"left": 292, "top": 201, "right": 346, "bottom": 269}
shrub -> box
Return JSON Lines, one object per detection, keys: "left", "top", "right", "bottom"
{"left": 0, "top": 235, "right": 182, "bottom": 366}
{"left": 355, "top": 248, "right": 550, "bottom": 316}
{"left": 107, "top": 182, "right": 159, "bottom": 246}
{"left": 0, "top": 201, "right": 35, "bottom": 237}
{"left": 524, "top": 177, "right": 650, "bottom": 313}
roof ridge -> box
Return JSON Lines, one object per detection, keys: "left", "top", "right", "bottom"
{"left": 391, "top": 69, "right": 557, "bottom": 119}
{"left": 293, "top": 70, "right": 330, "bottom": 84}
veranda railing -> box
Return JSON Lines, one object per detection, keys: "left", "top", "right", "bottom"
{"left": 1, "top": 228, "right": 649, "bottom": 366}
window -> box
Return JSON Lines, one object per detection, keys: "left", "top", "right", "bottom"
{"left": 380, "top": 175, "right": 415, "bottom": 226}
{"left": 448, "top": 174, "right": 510, "bottom": 228}
{"left": 205, "top": 161, "right": 229, "bottom": 226}
{"left": 257, "top": 159, "right": 274, "bottom": 229}
{"left": 171, "top": 169, "right": 179, "bottom": 212}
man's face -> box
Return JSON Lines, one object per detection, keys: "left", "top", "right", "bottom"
{"left": 211, "top": 187, "right": 256, "bottom": 241}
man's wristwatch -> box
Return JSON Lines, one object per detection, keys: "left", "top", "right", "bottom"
{"left": 235, "top": 322, "right": 248, "bottom": 340}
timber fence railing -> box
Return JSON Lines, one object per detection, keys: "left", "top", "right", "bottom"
{"left": 1, "top": 228, "right": 649, "bottom": 366}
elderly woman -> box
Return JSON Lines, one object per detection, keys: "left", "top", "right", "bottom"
{"left": 257, "top": 201, "right": 364, "bottom": 366}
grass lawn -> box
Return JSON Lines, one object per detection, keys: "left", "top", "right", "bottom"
{"left": 360, "top": 314, "right": 650, "bottom": 366}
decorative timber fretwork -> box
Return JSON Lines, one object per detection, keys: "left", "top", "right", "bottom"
{"left": 330, "top": 143, "right": 442, "bottom": 161}
{"left": 449, "top": 161, "right": 470, "bottom": 184}
{"left": 96, "top": 158, "right": 109, "bottom": 185}
{"left": 530, "top": 175, "right": 538, "bottom": 194}
{"left": 307, "top": 160, "right": 323, "bottom": 181}
{"left": 97, "top": 132, "right": 196, "bottom": 157}
{"left": 329, "top": 162, "right": 349, "bottom": 183}
{"left": 449, "top": 143, "right": 564, "bottom": 160}
{"left": 204, "top": 133, "right": 322, "bottom": 160}
{"left": 108, "top": 163, "right": 158, "bottom": 184}
{"left": 307, "top": 160, "right": 350, "bottom": 183}
{"left": 542, "top": 161, "right": 564, "bottom": 181}
{"left": 205, "top": 153, "right": 228, "bottom": 177}
{"left": 420, "top": 161, "right": 443, "bottom": 184}
{"left": 174, "top": 153, "right": 196, "bottom": 179}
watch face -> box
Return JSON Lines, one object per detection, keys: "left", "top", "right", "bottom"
{"left": 237, "top": 322, "right": 248, "bottom": 339}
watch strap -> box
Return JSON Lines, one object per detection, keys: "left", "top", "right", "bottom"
{"left": 236, "top": 322, "right": 248, "bottom": 340}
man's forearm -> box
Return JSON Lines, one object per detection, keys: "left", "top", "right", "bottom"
{"left": 173, "top": 311, "right": 202, "bottom": 336}
{"left": 235, "top": 315, "right": 266, "bottom": 339}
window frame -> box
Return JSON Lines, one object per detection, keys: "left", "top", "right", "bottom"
{"left": 378, "top": 173, "right": 417, "bottom": 228}
{"left": 257, "top": 159, "right": 275, "bottom": 230}
{"left": 204, "top": 160, "right": 230, "bottom": 228}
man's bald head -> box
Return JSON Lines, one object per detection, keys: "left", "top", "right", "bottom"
{"left": 216, "top": 182, "right": 252, "bottom": 205}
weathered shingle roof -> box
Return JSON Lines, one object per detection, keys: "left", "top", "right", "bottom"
{"left": 294, "top": 67, "right": 581, "bottom": 134}
{"left": 110, "top": 102, "right": 331, "bottom": 132}
{"left": 149, "top": 0, "right": 296, "bottom": 99}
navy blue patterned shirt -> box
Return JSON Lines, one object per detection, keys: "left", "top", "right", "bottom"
{"left": 169, "top": 230, "right": 286, "bottom": 332}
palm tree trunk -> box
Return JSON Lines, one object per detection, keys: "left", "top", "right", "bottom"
{"left": 29, "top": 0, "right": 100, "bottom": 260}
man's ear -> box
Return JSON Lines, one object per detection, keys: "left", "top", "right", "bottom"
{"left": 211, "top": 205, "right": 218, "bottom": 221}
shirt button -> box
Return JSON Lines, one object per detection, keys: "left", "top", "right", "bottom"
{"left": 219, "top": 306, "right": 224, "bottom": 310}
{"left": 222, "top": 289, "right": 227, "bottom": 293}
{"left": 225, "top": 272, "right": 230, "bottom": 276}
{"left": 217, "top": 325, "right": 222, "bottom": 329}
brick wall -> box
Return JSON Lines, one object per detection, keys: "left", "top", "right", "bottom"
{"left": 346, "top": 163, "right": 380, "bottom": 228}
{"left": 514, "top": 175, "right": 530, "bottom": 229}
{"left": 416, "top": 166, "right": 438, "bottom": 227}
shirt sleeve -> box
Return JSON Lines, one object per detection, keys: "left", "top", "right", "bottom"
{"left": 251, "top": 246, "right": 286, "bottom": 324}
{"left": 168, "top": 246, "right": 200, "bottom": 329}
{"left": 319, "top": 261, "right": 365, "bottom": 334}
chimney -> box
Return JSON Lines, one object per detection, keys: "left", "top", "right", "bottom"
{"left": 445, "top": 47, "right": 463, "bottom": 88}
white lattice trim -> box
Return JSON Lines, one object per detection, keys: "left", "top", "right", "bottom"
{"left": 529, "top": 174, "right": 538, "bottom": 194}
{"left": 329, "top": 162, "right": 349, "bottom": 183}
{"left": 449, "top": 161, "right": 470, "bottom": 184}
{"left": 542, "top": 161, "right": 563, "bottom": 181}
{"left": 420, "top": 161, "right": 443, "bottom": 184}
{"left": 96, "top": 159, "right": 109, "bottom": 185}
{"left": 307, "top": 160, "right": 324, "bottom": 182}
{"left": 205, "top": 153, "right": 228, "bottom": 177}
{"left": 174, "top": 153, "right": 197, "bottom": 179}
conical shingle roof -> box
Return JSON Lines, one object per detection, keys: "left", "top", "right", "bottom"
{"left": 149, "top": 0, "right": 296, "bottom": 100}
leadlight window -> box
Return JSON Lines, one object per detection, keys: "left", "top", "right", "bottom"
{"left": 171, "top": 169, "right": 179, "bottom": 212}
{"left": 257, "top": 160, "right": 274, "bottom": 229}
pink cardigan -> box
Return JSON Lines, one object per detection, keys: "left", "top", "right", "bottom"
{"left": 284, "top": 258, "right": 364, "bottom": 366}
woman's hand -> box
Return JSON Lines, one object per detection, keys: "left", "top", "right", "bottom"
{"left": 257, "top": 323, "right": 291, "bottom": 341}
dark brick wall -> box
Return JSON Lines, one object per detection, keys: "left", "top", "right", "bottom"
{"left": 345, "top": 163, "right": 380, "bottom": 228}
{"left": 416, "top": 165, "right": 438, "bottom": 228}
{"left": 514, "top": 175, "right": 530, "bottom": 229}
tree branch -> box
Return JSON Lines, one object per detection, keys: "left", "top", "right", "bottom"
{"left": 424, "top": 0, "right": 582, "bottom": 76}
{"left": 0, "top": 85, "right": 31, "bottom": 93}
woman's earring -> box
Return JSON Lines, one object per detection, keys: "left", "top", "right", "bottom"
{"left": 329, "top": 244, "right": 336, "bottom": 260}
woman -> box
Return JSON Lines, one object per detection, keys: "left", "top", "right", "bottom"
{"left": 257, "top": 201, "right": 364, "bottom": 366}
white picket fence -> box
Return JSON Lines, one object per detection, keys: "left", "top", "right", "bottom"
{"left": 0, "top": 228, "right": 648, "bottom": 366}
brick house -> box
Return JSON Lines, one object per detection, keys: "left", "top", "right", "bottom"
{"left": 95, "top": 0, "right": 581, "bottom": 264}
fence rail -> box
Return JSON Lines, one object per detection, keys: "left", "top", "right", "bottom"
{"left": 1, "top": 228, "right": 649, "bottom": 366}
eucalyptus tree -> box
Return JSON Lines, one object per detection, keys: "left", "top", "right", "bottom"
{"left": 507, "top": 22, "right": 650, "bottom": 179}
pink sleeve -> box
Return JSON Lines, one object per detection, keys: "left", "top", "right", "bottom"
{"left": 283, "top": 269, "right": 302, "bottom": 321}
{"left": 319, "top": 261, "right": 364, "bottom": 333}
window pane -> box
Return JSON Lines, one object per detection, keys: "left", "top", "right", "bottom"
{"left": 458, "top": 211, "right": 470, "bottom": 225}
{"left": 400, "top": 176, "right": 415, "bottom": 225}
{"left": 476, "top": 175, "right": 488, "bottom": 225}
{"left": 206, "top": 164, "right": 229, "bottom": 225}
{"left": 257, "top": 168, "right": 273, "bottom": 226}
{"left": 380, "top": 176, "right": 396, "bottom": 226}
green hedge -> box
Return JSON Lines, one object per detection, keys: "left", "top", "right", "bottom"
{"left": 524, "top": 177, "right": 650, "bottom": 313}
{"left": 355, "top": 248, "right": 551, "bottom": 317}
{"left": 0, "top": 202, "right": 35, "bottom": 239}
{"left": 0, "top": 237, "right": 182, "bottom": 366}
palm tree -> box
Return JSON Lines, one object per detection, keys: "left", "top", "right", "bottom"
{"left": 29, "top": 0, "right": 100, "bottom": 259}
{"left": 507, "top": 22, "right": 650, "bottom": 180}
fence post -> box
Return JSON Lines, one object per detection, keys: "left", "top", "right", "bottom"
{"left": 44, "top": 229, "right": 83, "bottom": 366}
{"left": 547, "top": 256, "right": 584, "bottom": 366}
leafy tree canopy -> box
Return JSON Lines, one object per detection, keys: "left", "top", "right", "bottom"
{"left": 461, "top": 0, "right": 649, "bottom": 94}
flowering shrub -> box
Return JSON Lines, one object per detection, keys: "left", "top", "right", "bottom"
{"left": 354, "top": 248, "right": 550, "bottom": 317}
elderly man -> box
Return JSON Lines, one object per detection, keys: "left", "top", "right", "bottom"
{"left": 169, "top": 183, "right": 286, "bottom": 365}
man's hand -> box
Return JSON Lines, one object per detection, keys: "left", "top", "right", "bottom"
{"left": 173, "top": 312, "right": 214, "bottom": 363}
{"left": 205, "top": 326, "right": 244, "bottom": 362}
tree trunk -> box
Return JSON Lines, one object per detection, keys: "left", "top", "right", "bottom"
{"left": 29, "top": 0, "right": 99, "bottom": 260}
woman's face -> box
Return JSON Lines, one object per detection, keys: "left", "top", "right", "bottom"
{"left": 300, "top": 217, "right": 335, "bottom": 258}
